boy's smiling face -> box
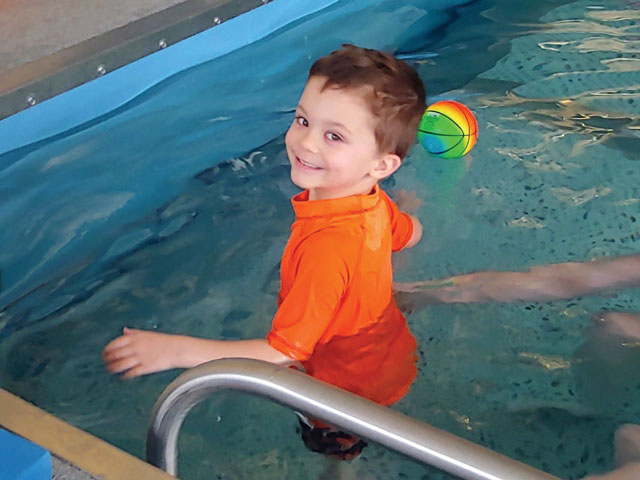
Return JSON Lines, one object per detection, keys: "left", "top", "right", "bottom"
{"left": 285, "top": 76, "right": 400, "bottom": 201}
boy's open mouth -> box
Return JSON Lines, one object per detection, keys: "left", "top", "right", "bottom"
{"left": 296, "top": 156, "right": 322, "bottom": 170}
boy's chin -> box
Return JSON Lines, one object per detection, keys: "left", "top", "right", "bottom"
{"left": 290, "top": 171, "right": 318, "bottom": 191}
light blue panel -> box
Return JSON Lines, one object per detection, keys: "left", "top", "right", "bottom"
{"left": 0, "top": 429, "right": 52, "bottom": 480}
{"left": 0, "top": 0, "right": 339, "bottom": 155}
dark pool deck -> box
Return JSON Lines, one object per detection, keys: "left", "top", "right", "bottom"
{"left": 52, "top": 455, "right": 100, "bottom": 480}
{"left": 0, "top": 0, "right": 270, "bottom": 120}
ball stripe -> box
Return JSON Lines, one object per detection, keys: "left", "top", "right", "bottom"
{"left": 429, "top": 136, "right": 463, "bottom": 155}
{"left": 454, "top": 103, "right": 471, "bottom": 136}
{"left": 417, "top": 129, "right": 467, "bottom": 136}
{"left": 423, "top": 110, "right": 464, "bottom": 135}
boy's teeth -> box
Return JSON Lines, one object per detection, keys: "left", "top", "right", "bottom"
{"left": 300, "top": 158, "right": 320, "bottom": 169}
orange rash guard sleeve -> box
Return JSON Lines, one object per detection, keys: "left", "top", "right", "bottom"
{"left": 267, "top": 233, "right": 350, "bottom": 361}
{"left": 380, "top": 190, "right": 414, "bottom": 252}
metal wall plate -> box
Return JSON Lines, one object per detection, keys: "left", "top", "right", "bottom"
{"left": 0, "top": 0, "right": 270, "bottom": 120}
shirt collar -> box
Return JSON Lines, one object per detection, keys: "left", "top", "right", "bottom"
{"left": 291, "top": 185, "right": 380, "bottom": 219}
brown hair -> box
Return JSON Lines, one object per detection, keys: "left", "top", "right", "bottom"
{"left": 309, "top": 44, "right": 426, "bottom": 159}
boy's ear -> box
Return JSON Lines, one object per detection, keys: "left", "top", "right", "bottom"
{"left": 370, "top": 153, "right": 402, "bottom": 180}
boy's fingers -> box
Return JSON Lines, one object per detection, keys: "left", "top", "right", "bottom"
{"left": 122, "top": 366, "right": 148, "bottom": 379}
{"left": 103, "top": 346, "right": 136, "bottom": 363}
{"left": 103, "top": 335, "right": 133, "bottom": 354}
{"left": 106, "top": 356, "right": 140, "bottom": 374}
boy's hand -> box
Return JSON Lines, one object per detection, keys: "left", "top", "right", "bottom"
{"left": 103, "top": 327, "right": 180, "bottom": 379}
{"left": 394, "top": 290, "right": 420, "bottom": 314}
{"left": 393, "top": 189, "right": 422, "bottom": 213}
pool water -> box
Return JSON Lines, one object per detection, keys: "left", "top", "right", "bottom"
{"left": 2, "top": 0, "right": 640, "bottom": 478}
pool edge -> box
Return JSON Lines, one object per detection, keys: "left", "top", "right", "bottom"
{"left": 0, "top": 388, "right": 174, "bottom": 480}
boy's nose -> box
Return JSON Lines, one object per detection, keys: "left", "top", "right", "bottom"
{"left": 300, "top": 130, "right": 319, "bottom": 153}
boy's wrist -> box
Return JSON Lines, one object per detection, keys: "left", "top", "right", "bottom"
{"left": 173, "top": 335, "right": 217, "bottom": 369}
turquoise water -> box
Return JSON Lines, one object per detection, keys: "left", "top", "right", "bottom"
{"left": 1, "top": 0, "right": 640, "bottom": 478}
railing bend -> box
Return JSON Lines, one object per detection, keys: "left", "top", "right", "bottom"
{"left": 146, "top": 358, "right": 561, "bottom": 480}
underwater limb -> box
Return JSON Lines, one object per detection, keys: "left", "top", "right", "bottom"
{"left": 583, "top": 424, "right": 640, "bottom": 478}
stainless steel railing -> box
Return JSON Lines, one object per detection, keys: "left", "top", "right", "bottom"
{"left": 146, "top": 358, "right": 562, "bottom": 480}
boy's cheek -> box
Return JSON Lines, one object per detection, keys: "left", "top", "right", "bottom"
{"left": 285, "top": 124, "right": 295, "bottom": 144}
{"left": 284, "top": 130, "right": 293, "bottom": 154}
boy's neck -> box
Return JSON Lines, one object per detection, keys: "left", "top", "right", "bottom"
{"left": 308, "top": 181, "right": 378, "bottom": 201}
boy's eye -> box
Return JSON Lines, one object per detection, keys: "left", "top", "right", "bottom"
{"left": 295, "top": 116, "right": 308, "bottom": 127}
{"left": 326, "top": 132, "right": 342, "bottom": 142}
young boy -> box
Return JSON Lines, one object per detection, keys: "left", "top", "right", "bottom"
{"left": 103, "top": 44, "right": 426, "bottom": 460}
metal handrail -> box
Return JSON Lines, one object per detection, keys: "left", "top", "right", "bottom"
{"left": 146, "top": 358, "right": 561, "bottom": 480}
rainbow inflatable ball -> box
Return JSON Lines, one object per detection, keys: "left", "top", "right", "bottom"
{"left": 417, "top": 100, "right": 478, "bottom": 159}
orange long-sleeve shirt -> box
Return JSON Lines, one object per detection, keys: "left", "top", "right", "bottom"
{"left": 267, "top": 185, "right": 418, "bottom": 405}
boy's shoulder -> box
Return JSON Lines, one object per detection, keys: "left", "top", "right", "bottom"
{"left": 301, "top": 224, "right": 364, "bottom": 253}
{"left": 287, "top": 226, "right": 361, "bottom": 283}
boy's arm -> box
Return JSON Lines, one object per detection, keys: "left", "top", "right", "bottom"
{"left": 103, "top": 327, "right": 292, "bottom": 379}
{"left": 381, "top": 189, "right": 422, "bottom": 250}
{"left": 404, "top": 214, "right": 423, "bottom": 249}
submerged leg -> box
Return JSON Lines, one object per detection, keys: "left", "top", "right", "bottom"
{"left": 317, "top": 457, "right": 374, "bottom": 480}
{"left": 615, "top": 424, "right": 640, "bottom": 468}
{"left": 581, "top": 424, "right": 640, "bottom": 479}
{"left": 595, "top": 312, "right": 640, "bottom": 341}
{"left": 583, "top": 462, "right": 640, "bottom": 480}
{"left": 575, "top": 311, "right": 640, "bottom": 414}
